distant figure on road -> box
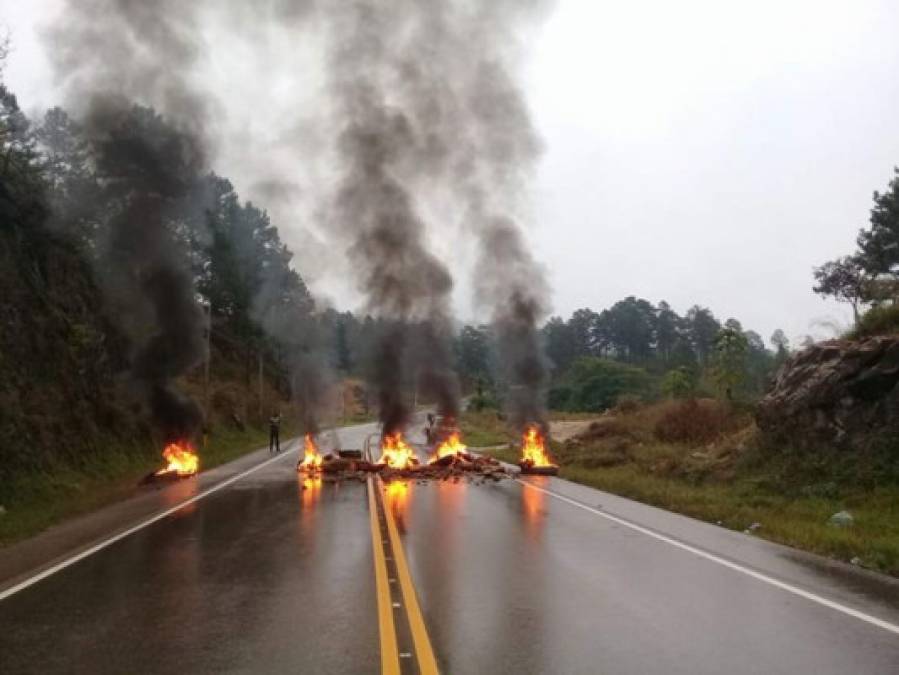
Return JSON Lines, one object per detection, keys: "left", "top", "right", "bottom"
{"left": 269, "top": 412, "right": 281, "bottom": 453}
{"left": 425, "top": 413, "right": 435, "bottom": 444}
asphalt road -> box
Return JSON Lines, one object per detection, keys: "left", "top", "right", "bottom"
{"left": 2, "top": 419, "right": 898, "bottom": 674}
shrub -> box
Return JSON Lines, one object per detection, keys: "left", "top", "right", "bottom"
{"left": 654, "top": 399, "right": 735, "bottom": 444}
{"left": 549, "top": 357, "right": 652, "bottom": 412}
{"left": 575, "top": 419, "right": 633, "bottom": 442}
{"left": 614, "top": 394, "right": 642, "bottom": 413}
{"left": 660, "top": 367, "right": 695, "bottom": 399}
{"left": 848, "top": 304, "right": 899, "bottom": 339}
{"left": 469, "top": 391, "right": 498, "bottom": 411}
{"left": 581, "top": 445, "right": 631, "bottom": 469}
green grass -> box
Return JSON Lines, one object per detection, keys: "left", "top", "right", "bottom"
{"left": 339, "top": 412, "right": 378, "bottom": 425}
{"left": 459, "top": 409, "right": 602, "bottom": 447}
{"left": 459, "top": 411, "right": 513, "bottom": 447}
{"left": 557, "top": 463, "right": 899, "bottom": 575}
{"left": 0, "top": 421, "right": 296, "bottom": 546}
{"left": 486, "top": 445, "right": 519, "bottom": 464}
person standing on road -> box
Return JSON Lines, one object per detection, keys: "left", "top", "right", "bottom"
{"left": 269, "top": 412, "right": 281, "bottom": 453}
{"left": 425, "top": 413, "right": 435, "bottom": 444}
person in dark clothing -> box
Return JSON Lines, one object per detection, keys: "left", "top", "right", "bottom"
{"left": 269, "top": 412, "right": 281, "bottom": 453}
{"left": 425, "top": 413, "right": 436, "bottom": 444}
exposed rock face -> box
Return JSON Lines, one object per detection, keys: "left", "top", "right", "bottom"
{"left": 757, "top": 336, "right": 899, "bottom": 447}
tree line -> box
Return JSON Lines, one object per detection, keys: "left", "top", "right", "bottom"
{"left": 452, "top": 300, "right": 789, "bottom": 412}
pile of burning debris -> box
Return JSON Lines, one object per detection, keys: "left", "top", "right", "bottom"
{"left": 297, "top": 423, "right": 558, "bottom": 483}
{"left": 141, "top": 441, "right": 200, "bottom": 484}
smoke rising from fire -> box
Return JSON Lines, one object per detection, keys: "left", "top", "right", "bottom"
{"left": 444, "top": 4, "right": 553, "bottom": 434}
{"left": 252, "top": 268, "right": 331, "bottom": 435}
{"left": 45, "top": 1, "right": 341, "bottom": 438}
{"left": 44, "top": 0, "right": 553, "bottom": 437}
{"left": 46, "top": 1, "right": 210, "bottom": 440}
{"left": 323, "top": 2, "right": 461, "bottom": 433}
{"left": 317, "top": 1, "right": 552, "bottom": 432}
{"left": 46, "top": 0, "right": 211, "bottom": 142}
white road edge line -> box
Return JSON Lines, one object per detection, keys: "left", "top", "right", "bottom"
{"left": 0, "top": 444, "right": 299, "bottom": 603}
{"left": 517, "top": 479, "right": 899, "bottom": 637}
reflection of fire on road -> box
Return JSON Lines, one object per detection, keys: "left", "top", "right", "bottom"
{"left": 384, "top": 480, "right": 410, "bottom": 532}
{"left": 521, "top": 481, "right": 547, "bottom": 537}
{"left": 300, "top": 476, "right": 322, "bottom": 510}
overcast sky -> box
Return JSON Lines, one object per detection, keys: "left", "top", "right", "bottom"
{"left": 5, "top": 0, "right": 899, "bottom": 345}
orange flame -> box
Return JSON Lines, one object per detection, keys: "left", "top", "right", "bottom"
{"left": 298, "top": 434, "right": 324, "bottom": 473}
{"left": 378, "top": 432, "right": 416, "bottom": 469}
{"left": 155, "top": 441, "right": 199, "bottom": 476}
{"left": 431, "top": 431, "right": 467, "bottom": 462}
{"left": 520, "top": 426, "right": 554, "bottom": 467}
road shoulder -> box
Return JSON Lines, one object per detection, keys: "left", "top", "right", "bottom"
{"left": 0, "top": 438, "right": 299, "bottom": 595}
{"left": 519, "top": 474, "right": 899, "bottom": 628}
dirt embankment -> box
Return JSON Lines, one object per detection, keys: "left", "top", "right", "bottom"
{"left": 548, "top": 419, "right": 605, "bottom": 443}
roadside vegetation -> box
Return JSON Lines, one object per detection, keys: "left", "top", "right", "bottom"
{"left": 459, "top": 411, "right": 512, "bottom": 447}
{"left": 477, "top": 400, "right": 899, "bottom": 576}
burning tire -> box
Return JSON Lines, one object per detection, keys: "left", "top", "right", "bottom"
{"left": 518, "top": 462, "right": 559, "bottom": 476}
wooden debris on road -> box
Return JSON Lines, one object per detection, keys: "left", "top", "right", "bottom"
{"left": 300, "top": 449, "right": 513, "bottom": 483}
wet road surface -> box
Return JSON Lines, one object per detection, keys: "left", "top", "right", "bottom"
{"left": 2, "top": 420, "right": 898, "bottom": 674}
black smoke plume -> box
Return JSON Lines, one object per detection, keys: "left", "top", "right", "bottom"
{"left": 325, "top": 3, "right": 460, "bottom": 434}
{"left": 451, "top": 6, "right": 553, "bottom": 435}
{"left": 474, "top": 218, "right": 550, "bottom": 434}
{"left": 47, "top": 2, "right": 210, "bottom": 441}
{"left": 46, "top": 0, "right": 210, "bottom": 140}
{"left": 252, "top": 264, "right": 330, "bottom": 436}
{"left": 83, "top": 99, "right": 207, "bottom": 441}
{"left": 317, "top": 1, "right": 553, "bottom": 434}
{"left": 395, "top": 2, "right": 553, "bottom": 434}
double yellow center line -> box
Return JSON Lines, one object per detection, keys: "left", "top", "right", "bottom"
{"left": 368, "top": 476, "right": 439, "bottom": 674}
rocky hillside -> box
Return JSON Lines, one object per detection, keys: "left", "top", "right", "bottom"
{"left": 757, "top": 336, "right": 899, "bottom": 448}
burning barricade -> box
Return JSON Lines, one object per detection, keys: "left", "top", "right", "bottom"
{"left": 294, "top": 415, "right": 564, "bottom": 483}
{"left": 141, "top": 440, "right": 200, "bottom": 484}
{"left": 378, "top": 433, "right": 418, "bottom": 470}
{"left": 298, "top": 431, "right": 380, "bottom": 477}
{"left": 298, "top": 428, "right": 510, "bottom": 484}
{"left": 378, "top": 428, "right": 508, "bottom": 482}
{"left": 431, "top": 430, "right": 466, "bottom": 462}
{"left": 518, "top": 425, "right": 559, "bottom": 476}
